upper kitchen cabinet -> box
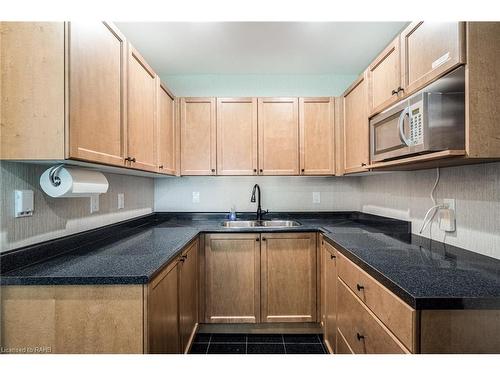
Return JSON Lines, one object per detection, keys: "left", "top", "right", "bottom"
{"left": 180, "top": 98, "right": 217, "bottom": 175}
{"left": 299, "top": 97, "right": 335, "bottom": 175}
{"left": 216, "top": 98, "right": 258, "bottom": 175}
{"left": 68, "top": 22, "right": 127, "bottom": 166}
{"left": 400, "top": 22, "right": 466, "bottom": 96}
{"left": 258, "top": 98, "right": 299, "bottom": 175}
{"left": 157, "top": 83, "right": 178, "bottom": 175}
{"left": 342, "top": 70, "right": 369, "bottom": 174}
{"left": 368, "top": 36, "right": 402, "bottom": 116}
{"left": 0, "top": 22, "right": 127, "bottom": 164}
{"left": 127, "top": 46, "right": 159, "bottom": 172}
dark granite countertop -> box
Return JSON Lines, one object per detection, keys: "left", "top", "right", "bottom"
{"left": 1, "top": 212, "right": 499, "bottom": 310}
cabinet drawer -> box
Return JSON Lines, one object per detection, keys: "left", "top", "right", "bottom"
{"left": 337, "top": 252, "right": 416, "bottom": 352}
{"left": 337, "top": 279, "right": 409, "bottom": 354}
{"left": 336, "top": 328, "right": 354, "bottom": 354}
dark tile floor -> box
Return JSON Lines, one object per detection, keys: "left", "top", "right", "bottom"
{"left": 189, "top": 333, "right": 328, "bottom": 354}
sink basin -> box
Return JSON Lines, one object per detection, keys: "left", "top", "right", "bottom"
{"left": 220, "top": 220, "right": 301, "bottom": 228}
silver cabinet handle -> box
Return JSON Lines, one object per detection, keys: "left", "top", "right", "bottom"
{"left": 398, "top": 107, "right": 411, "bottom": 147}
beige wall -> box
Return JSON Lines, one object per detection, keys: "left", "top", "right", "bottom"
{"left": 154, "top": 176, "right": 361, "bottom": 212}
{"left": 359, "top": 162, "right": 500, "bottom": 260}
{"left": 0, "top": 162, "right": 154, "bottom": 252}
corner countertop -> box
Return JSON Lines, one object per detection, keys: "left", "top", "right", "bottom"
{"left": 1, "top": 212, "right": 499, "bottom": 310}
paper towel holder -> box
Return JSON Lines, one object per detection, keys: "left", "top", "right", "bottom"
{"left": 48, "top": 164, "right": 65, "bottom": 187}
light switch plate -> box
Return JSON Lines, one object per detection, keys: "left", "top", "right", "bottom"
{"left": 192, "top": 192, "right": 200, "bottom": 204}
{"left": 90, "top": 195, "right": 99, "bottom": 213}
{"left": 313, "top": 192, "right": 321, "bottom": 204}
{"left": 117, "top": 193, "right": 125, "bottom": 209}
{"left": 15, "top": 190, "right": 34, "bottom": 218}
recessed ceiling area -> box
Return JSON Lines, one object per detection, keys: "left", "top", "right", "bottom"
{"left": 115, "top": 22, "right": 408, "bottom": 76}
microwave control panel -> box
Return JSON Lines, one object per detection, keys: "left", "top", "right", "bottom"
{"left": 409, "top": 104, "right": 424, "bottom": 146}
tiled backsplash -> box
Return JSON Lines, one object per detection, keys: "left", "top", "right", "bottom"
{"left": 0, "top": 162, "right": 154, "bottom": 252}
{"left": 359, "top": 162, "right": 500, "bottom": 260}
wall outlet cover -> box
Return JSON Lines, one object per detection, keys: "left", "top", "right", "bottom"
{"left": 90, "top": 195, "right": 99, "bottom": 213}
{"left": 439, "top": 198, "right": 456, "bottom": 232}
{"left": 312, "top": 192, "right": 321, "bottom": 204}
{"left": 117, "top": 193, "right": 125, "bottom": 209}
{"left": 192, "top": 192, "right": 200, "bottom": 204}
{"left": 14, "top": 190, "right": 34, "bottom": 218}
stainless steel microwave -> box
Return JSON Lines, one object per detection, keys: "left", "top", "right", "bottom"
{"left": 370, "top": 67, "right": 465, "bottom": 163}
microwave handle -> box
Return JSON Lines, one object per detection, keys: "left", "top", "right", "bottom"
{"left": 398, "top": 107, "right": 411, "bottom": 146}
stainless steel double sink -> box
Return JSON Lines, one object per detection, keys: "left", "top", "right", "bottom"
{"left": 220, "top": 220, "right": 301, "bottom": 228}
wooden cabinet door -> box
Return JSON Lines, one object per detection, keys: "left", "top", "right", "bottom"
{"left": 157, "top": 83, "right": 177, "bottom": 175}
{"left": 147, "top": 261, "right": 180, "bottom": 354}
{"left": 261, "top": 233, "right": 317, "bottom": 323}
{"left": 179, "top": 239, "right": 198, "bottom": 353}
{"left": 401, "top": 22, "right": 466, "bottom": 96}
{"left": 216, "top": 98, "right": 258, "bottom": 175}
{"left": 68, "top": 22, "right": 127, "bottom": 166}
{"left": 368, "top": 37, "right": 402, "bottom": 115}
{"left": 127, "top": 45, "right": 158, "bottom": 172}
{"left": 180, "top": 98, "right": 217, "bottom": 175}
{"left": 258, "top": 98, "right": 299, "bottom": 175}
{"left": 204, "top": 233, "right": 260, "bottom": 323}
{"left": 342, "top": 70, "right": 369, "bottom": 174}
{"left": 323, "top": 239, "right": 338, "bottom": 354}
{"left": 299, "top": 97, "right": 335, "bottom": 175}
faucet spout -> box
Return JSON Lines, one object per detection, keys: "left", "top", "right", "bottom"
{"left": 250, "top": 184, "right": 267, "bottom": 220}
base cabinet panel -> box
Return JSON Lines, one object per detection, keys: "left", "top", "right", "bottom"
{"left": 179, "top": 240, "right": 199, "bottom": 353}
{"left": 261, "top": 233, "right": 317, "bottom": 323}
{"left": 204, "top": 233, "right": 261, "bottom": 323}
{"left": 322, "top": 239, "right": 338, "bottom": 353}
{"left": 147, "top": 262, "right": 180, "bottom": 354}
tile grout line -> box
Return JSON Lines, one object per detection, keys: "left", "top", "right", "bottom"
{"left": 206, "top": 334, "right": 212, "bottom": 354}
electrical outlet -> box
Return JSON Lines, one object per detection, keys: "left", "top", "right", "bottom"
{"left": 117, "top": 193, "right": 125, "bottom": 209}
{"left": 313, "top": 192, "right": 321, "bottom": 204}
{"left": 14, "top": 190, "right": 34, "bottom": 218}
{"left": 90, "top": 195, "right": 99, "bottom": 213}
{"left": 439, "top": 198, "right": 456, "bottom": 232}
{"left": 192, "top": 192, "right": 200, "bottom": 204}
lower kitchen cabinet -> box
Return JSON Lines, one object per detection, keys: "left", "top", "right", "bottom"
{"left": 178, "top": 239, "right": 199, "bottom": 353}
{"left": 147, "top": 238, "right": 199, "bottom": 354}
{"left": 203, "top": 232, "right": 318, "bottom": 324}
{"left": 322, "top": 239, "right": 338, "bottom": 353}
{"left": 260, "top": 232, "right": 317, "bottom": 323}
{"left": 204, "top": 233, "right": 261, "bottom": 323}
{"left": 147, "top": 260, "right": 180, "bottom": 353}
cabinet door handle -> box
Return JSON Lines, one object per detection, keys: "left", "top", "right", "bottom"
{"left": 256, "top": 238, "right": 260, "bottom": 242}
{"left": 356, "top": 283, "right": 364, "bottom": 291}
{"left": 159, "top": 165, "right": 164, "bottom": 169}
{"left": 253, "top": 169, "right": 257, "bottom": 173}
{"left": 330, "top": 254, "right": 336, "bottom": 259}
{"left": 361, "top": 162, "right": 367, "bottom": 167}
{"left": 356, "top": 333, "right": 365, "bottom": 341}
{"left": 259, "top": 169, "right": 263, "bottom": 173}
{"left": 211, "top": 168, "right": 215, "bottom": 173}
{"left": 262, "top": 238, "right": 266, "bottom": 241}
{"left": 391, "top": 89, "right": 398, "bottom": 95}
{"left": 130, "top": 157, "right": 136, "bottom": 163}
{"left": 397, "top": 86, "right": 404, "bottom": 93}
{"left": 301, "top": 168, "right": 305, "bottom": 173}
{"left": 125, "top": 157, "right": 131, "bottom": 162}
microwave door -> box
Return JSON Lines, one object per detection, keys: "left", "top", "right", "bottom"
{"left": 371, "top": 104, "right": 411, "bottom": 162}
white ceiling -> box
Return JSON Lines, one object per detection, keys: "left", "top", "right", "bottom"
{"left": 115, "top": 22, "right": 408, "bottom": 76}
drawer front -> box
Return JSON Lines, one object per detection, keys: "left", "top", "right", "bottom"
{"left": 337, "top": 252, "right": 415, "bottom": 352}
{"left": 336, "top": 328, "right": 354, "bottom": 354}
{"left": 337, "top": 279, "right": 408, "bottom": 354}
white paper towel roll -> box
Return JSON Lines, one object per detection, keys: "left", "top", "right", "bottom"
{"left": 40, "top": 166, "right": 109, "bottom": 198}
